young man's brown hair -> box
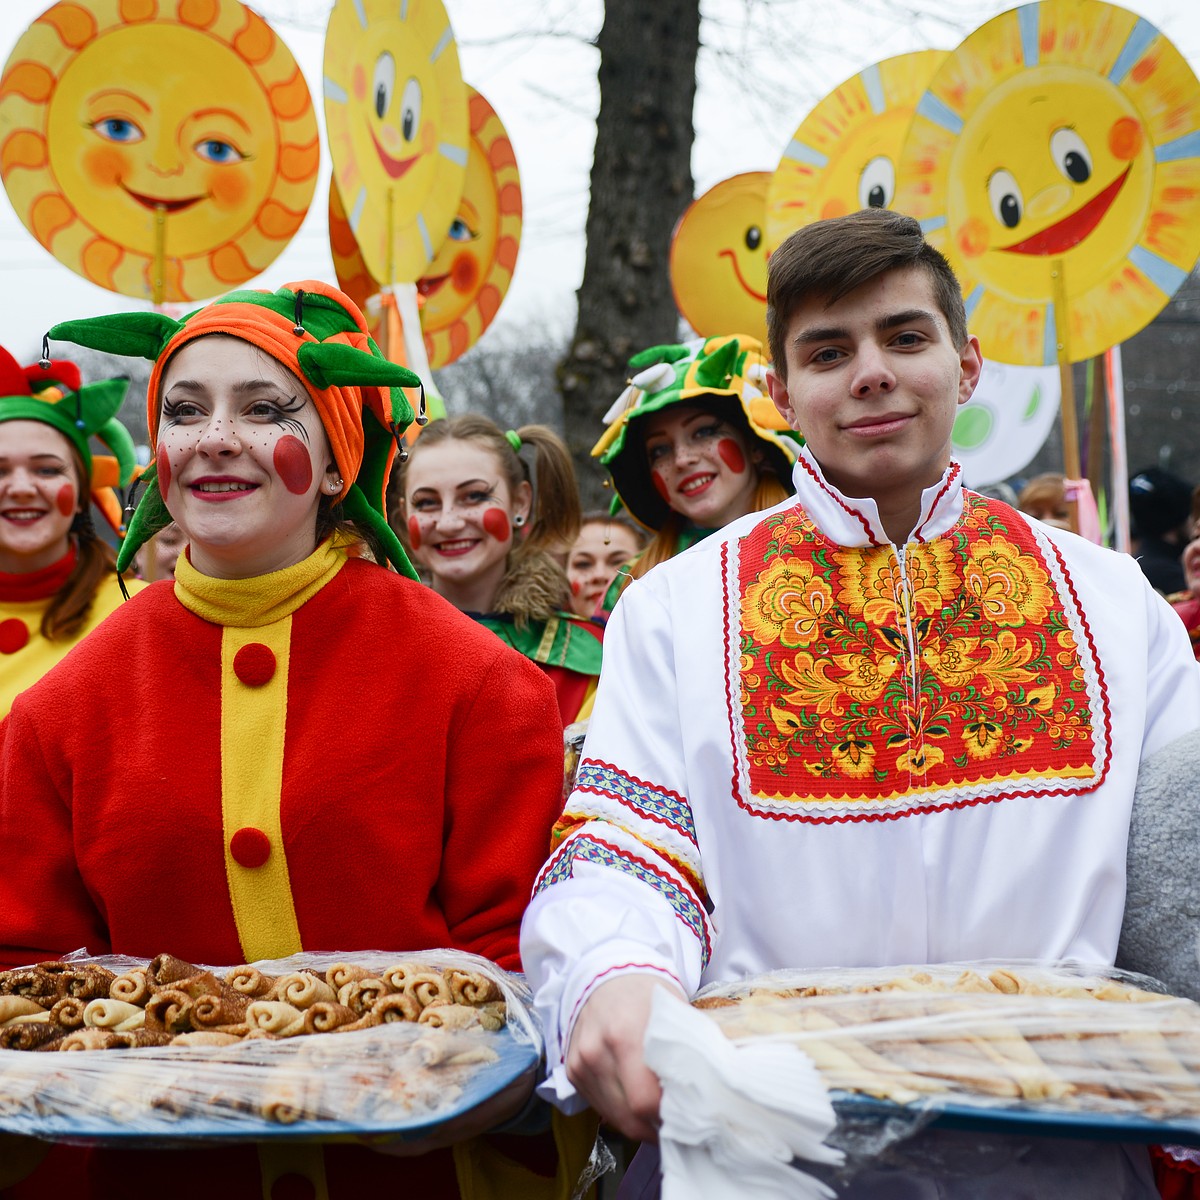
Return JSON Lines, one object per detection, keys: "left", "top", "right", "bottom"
{"left": 767, "top": 209, "right": 969, "bottom": 379}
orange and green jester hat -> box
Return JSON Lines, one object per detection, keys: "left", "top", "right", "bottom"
{"left": 45, "top": 280, "right": 424, "bottom": 582}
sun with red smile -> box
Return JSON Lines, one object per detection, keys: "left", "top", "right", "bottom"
{"left": 670, "top": 172, "right": 772, "bottom": 343}
{"left": 323, "top": 0, "right": 468, "bottom": 286}
{"left": 0, "top": 0, "right": 318, "bottom": 302}
{"left": 895, "top": 0, "right": 1200, "bottom": 366}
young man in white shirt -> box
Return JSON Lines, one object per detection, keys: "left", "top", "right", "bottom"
{"left": 521, "top": 208, "right": 1200, "bottom": 1195}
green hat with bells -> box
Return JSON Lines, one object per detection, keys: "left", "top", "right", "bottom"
{"left": 45, "top": 280, "right": 425, "bottom": 583}
{"left": 592, "top": 335, "right": 799, "bottom": 530}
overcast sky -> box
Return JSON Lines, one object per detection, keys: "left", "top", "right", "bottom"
{"left": 2, "top": 0, "right": 1200, "bottom": 363}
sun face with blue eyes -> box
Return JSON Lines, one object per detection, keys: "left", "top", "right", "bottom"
{"left": 323, "top": 0, "right": 469, "bottom": 284}
{"left": 895, "top": 0, "right": 1200, "bottom": 365}
{"left": 0, "top": 0, "right": 318, "bottom": 301}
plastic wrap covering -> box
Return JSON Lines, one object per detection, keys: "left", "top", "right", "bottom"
{"left": 694, "top": 962, "right": 1200, "bottom": 1149}
{"left": 0, "top": 949, "right": 541, "bottom": 1145}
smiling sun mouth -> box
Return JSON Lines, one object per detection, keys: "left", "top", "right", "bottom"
{"left": 718, "top": 249, "right": 767, "bottom": 302}
{"left": 999, "top": 166, "right": 1130, "bottom": 256}
{"left": 367, "top": 124, "right": 418, "bottom": 180}
{"left": 121, "top": 185, "right": 205, "bottom": 214}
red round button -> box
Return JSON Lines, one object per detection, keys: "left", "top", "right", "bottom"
{"left": 230, "top": 827, "right": 271, "bottom": 868}
{"left": 270, "top": 1174, "right": 316, "bottom": 1200}
{"left": 233, "top": 642, "right": 275, "bottom": 686}
{"left": 0, "top": 619, "right": 29, "bottom": 655}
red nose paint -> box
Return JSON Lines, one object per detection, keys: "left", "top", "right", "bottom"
{"left": 652, "top": 470, "right": 671, "bottom": 504}
{"left": 55, "top": 484, "right": 75, "bottom": 517}
{"left": 482, "top": 508, "right": 511, "bottom": 542}
{"left": 407, "top": 516, "right": 422, "bottom": 550}
{"left": 717, "top": 438, "right": 746, "bottom": 474}
{"left": 156, "top": 445, "right": 172, "bottom": 496}
{"left": 273, "top": 436, "right": 313, "bottom": 495}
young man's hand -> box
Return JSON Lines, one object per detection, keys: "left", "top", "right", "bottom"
{"left": 565, "top": 973, "right": 686, "bottom": 1142}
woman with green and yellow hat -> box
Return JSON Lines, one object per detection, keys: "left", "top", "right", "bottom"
{"left": 0, "top": 282, "right": 579, "bottom": 1198}
{"left": 0, "top": 343, "right": 137, "bottom": 717}
{"left": 593, "top": 334, "right": 798, "bottom": 610}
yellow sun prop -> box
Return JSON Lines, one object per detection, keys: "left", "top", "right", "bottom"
{"left": 895, "top": 0, "right": 1200, "bottom": 365}
{"left": 329, "top": 86, "right": 522, "bottom": 369}
{"left": 417, "top": 87, "right": 522, "bottom": 368}
{"left": 323, "top": 0, "right": 468, "bottom": 286}
{"left": 0, "top": 0, "right": 318, "bottom": 302}
{"left": 766, "top": 50, "right": 946, "bottom": 250}
{"left": 670, "top": 172, "right": 770, "bottom": 342}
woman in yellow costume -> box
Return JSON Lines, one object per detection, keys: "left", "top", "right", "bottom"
{"left": 0, "top": 344, "right": 136, "bottom": 717}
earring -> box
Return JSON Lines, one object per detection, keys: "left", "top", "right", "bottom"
{"left": 328, "top": 477, "right": 344, "bottom": 494}
{"left": 513, "top": 514, "right": 526, "bottom": 527}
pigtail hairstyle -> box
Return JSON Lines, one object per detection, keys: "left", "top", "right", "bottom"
{"left": 396, "top": 415, "right": 583, "bottom": 625}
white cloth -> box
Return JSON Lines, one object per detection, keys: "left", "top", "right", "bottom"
{"left": 643, "top": 988, "right": 842, "bottom": 1199}
{"left": 521, "top": 448, "right": 1200, "bottom": 1118}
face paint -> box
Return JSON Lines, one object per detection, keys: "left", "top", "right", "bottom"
{"left": 273, "top": 435, "right": 313, "bottom": 495}
{"left": 717, "top": 438, "right": 747, "bottom": 474}
{"left": 156, "top": 444, "right": 172, "bottom": 496}
{"left": 570, "top": 579, "right": 581, "bottom": 595}
{"left": 55, "top": 483, "right": 76, "bottom": 517}
{"left": 407, "top": 515, "right": 422, "bottom": 551}
{"left": 481, "top": 508, "right": 511, "bottom": 542}
{"left": 652, "top": 470, "right": 671, "bottom": 505}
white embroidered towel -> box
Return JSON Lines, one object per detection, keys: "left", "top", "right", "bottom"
{"left": 643, "top": 988, "right": 844, "bottom": 1199}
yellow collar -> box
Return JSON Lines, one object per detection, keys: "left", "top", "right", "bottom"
{"left": 173, "top": 540, "right": 348, "bottom": 628}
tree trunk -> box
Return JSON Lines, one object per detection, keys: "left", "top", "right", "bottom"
{"left": 559, "top": 0, "right": 699, "bottom": 507}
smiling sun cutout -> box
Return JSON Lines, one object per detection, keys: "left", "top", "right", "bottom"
{"left": 670, "top": 172, "right": 770, "bottom": 342}
{"left": 766, "top": 50, "right": 946, "bottom": 250}
{"left": 0, "top": 0, "right": 318, "bottom": 302}
{"left": 323, "top": 0, "right": 468, "bottom": 286}
{"left": 329, "top": 85, "right": 522, "bottom": 369}
{"left": 894, "top": 0, "right": 1200, "bottom": 365}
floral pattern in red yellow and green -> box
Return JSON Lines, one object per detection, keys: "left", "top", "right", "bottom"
{"left": 727, "top": 495, "right": 1110, "bottom": 821}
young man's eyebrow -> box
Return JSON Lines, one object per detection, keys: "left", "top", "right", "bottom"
{"left": 793, "top": 308, "right": 940, "bottom": 345}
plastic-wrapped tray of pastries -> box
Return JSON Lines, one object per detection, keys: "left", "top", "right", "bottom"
{"left": 0, "top": 949, "right": 540, "bottom": 1142}
{"left": 694, "top": 962, "right": 1200, "bottom": 1145}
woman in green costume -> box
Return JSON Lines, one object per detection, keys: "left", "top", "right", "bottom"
{"left": 594, "top": 335, "right": 798, "bottom": 611}
{"left": 398, "top": 413, "right": 602, "bottom": 726}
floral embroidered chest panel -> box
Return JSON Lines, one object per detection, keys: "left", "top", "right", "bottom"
{"left": 726, "top": 496, "right": 1111, "bottom": 822}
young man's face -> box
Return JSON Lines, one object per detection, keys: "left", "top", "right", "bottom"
{"left": 767, "top": 266, "right": 982, "bottom": 517}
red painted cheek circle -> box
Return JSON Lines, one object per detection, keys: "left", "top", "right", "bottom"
{"left": 55, "top": 484, "right": 76, "bottom": 517}
{"left": 451, "top": 251, "right": 480, "bottom": 295}
{"left": 233, "top": 642, "right": 276, "bottom": 687}
{"left": 570, "top": 579, "right": 581, "bottom": 595}
{"left": 407, "top": 516, "right": 422, "bottom": 551}
{"left": 651, "top": 470, "right": 671, "bottom": 504}
{"left": 230, "top": 827, "right": 271, "bottom": 869}
{"left": 481, "top": 508, "right": 510, "bottom": 542}
{"left": 155, "top": 445, "right": 172, "bottom": 496}
{"left": 273, "top": 436, "right": 313, "bottom": 496}
{"left": 0, "top": 619, "right": 29, "bottom": 654}
{"left": 717, "top": 438, "right": 747, "bottom": 474}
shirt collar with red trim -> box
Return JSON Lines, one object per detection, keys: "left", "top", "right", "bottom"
{"left": 790, "top": 443, "right": 965, "bottom": 549}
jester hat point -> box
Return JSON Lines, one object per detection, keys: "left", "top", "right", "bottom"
{"left": 0, "top": 344, "right": 135, "bottom": 534}
{"left": 592, "top": 335, "right": 798, "bottom": 530}
{"left": 46, "top": 281, "right": 424, "bottom": 578}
